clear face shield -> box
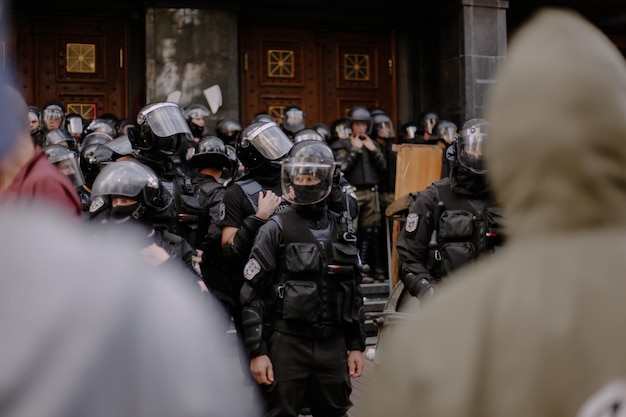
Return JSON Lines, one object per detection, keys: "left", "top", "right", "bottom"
{"left": 135, "top": 102, "right": 194, "bottom": 154}
{"left": 66, "top": 118, "right": 84, "bottom": 138}
{"left": 281, "top": 159, "right": 335, "bottom": 205}
{"left": 424, "top": 117, "right": 437, "bottom": 135}
{"left": 334, "top": 123, "right": 351, "bottom": 140}
{"left": 246, "top": 122, "right": 293, "bottom": 162}
{"left": 283, "top": 108, "right": 305, "bottom": 133}
{"left": 47, "top": 150, "right": 85, "bottom": 188}
{"left": 403, "top": 125, "right": 417, "bottom": 140}
{"left": 441, "top": 126, "right": 458, "bottom": 144}
{"left": 376, "top": 121, "right": 395, "bottom": 139}
{"left": 457, "top": 132, "right": 487, "bottom": 174}
{"left": 91, "top": 160, "right": 159, "bottom": 201}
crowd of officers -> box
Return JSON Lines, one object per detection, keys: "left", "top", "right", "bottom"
{"left": 27, "top": 99, "right": 503, "bottom": 417}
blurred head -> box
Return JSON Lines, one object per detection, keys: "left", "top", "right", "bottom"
{"left": 43, "top": 144, "right": 85, "bottom": 188}
{"left": 455, "top": 118, "right": 488, "bottom": 175}
{"left": 281, "top": 105, "right": 305, "bottom": 136}
{"left": 28, "top": 106, "right": 41, "bottom": 134}
{"left": 41, "top": 101, "right": 65, "bottom": 131}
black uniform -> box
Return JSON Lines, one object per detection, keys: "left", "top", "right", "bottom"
{"left": 240, "top": 206, "right": 366, "bottom": 417}
{"left": 396, "top": 165, "right": 504, "bottom": 298}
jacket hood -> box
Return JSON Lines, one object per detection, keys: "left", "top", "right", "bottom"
{"left": 485, "top": 8, "right": 626, "bottom": 239}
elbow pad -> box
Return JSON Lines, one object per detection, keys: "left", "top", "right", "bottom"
{"left": 232, "top": 215, "right": 266, "bottom": 258}
{"left": 242, "top": 305, "right": 265, "bottom": 357}
{"left": 403, "top": 273, "right": 435, "bottom": 299}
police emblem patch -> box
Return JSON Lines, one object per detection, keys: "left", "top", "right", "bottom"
{"left": 89, "top": 196, "right": 105, "bottom": 213}
{"left": 244, "top": 258, "right": 261, "bottom": 280}
{"left": 219, "top": 202, "right": 226, "bottom": 221}
{"left": 405, "top": 213, "right": 419, "bottom": 232}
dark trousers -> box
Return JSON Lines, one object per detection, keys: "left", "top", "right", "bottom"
{"left": 261, "top": 331, "right": 352, "bottom": 417}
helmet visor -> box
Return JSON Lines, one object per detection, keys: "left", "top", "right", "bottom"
{"left": 66, "top": 118, "right": 84, "bottom": 136}
{"left": 281, "top": 160, "right": 334, "bottom": 205}
{"left": 376, "top": 121, "right": 395, "bottom": 139}
{"left": 458, "top": 133, "right": 487, "bottom": 174}
{"left": 248, "top": 123, "right": 293, "bottom": 161}
{"left": 441, "top": 126, "right": 457, "bottom": 144}
{"left": 138, "top": 103, "right": 192, "bottom": 139}
{"left": 91, "top": 161, "right": 158, "bottom": 199}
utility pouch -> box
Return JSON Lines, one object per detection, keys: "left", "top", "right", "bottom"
{"left": 285, "top": 243, "right": 321, "bottom": 273}
{"left": 441, "top": 242, "right": 476, "bottom": 274}
{"left": 439, "top": 210, "right": 474, "bottom": 239}
{"left": 279, "top": 280, "right": 319, "bottom": 322}
{"left": 330, "top": 242, "right": 359, "bottom": 264}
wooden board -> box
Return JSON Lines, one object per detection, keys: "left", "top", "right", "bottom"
{"left": 388, "top": 144, "right": 443, "bottom": 287}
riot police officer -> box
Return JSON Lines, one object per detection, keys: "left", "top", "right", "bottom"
{"left": 215, "top": 116, "right": 242, "bottom": 147}
{"left": 127, "top": 101, "right": 198, "bottom": 237}
{"left": 396, "top": 118, "right": 504, "bottom": 300}
{"left": 280, "top": 105, "right": 306, "bottom": 138}
{"left": 184, "top": 103, "right": 211, "bottom": 141}
{"left": 240, "top": 140, "right": 365, "bottom": 417}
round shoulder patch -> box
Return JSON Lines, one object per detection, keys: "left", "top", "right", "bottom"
{"left": 405, "top": 212, "right": 419, "bottom": 232}
{"left": 244, "top": 258, "right": 261, "bottom": 280}
{"left": 219, "top": 202, "right": 226, "bottom": 221}
{"left": 89, "top": 196, "right": 105, "bottom": 213}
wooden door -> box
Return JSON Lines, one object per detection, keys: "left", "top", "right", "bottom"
{"left": 240, "top": 24, "right": 397, "bottom": 129}
{"left": 11, "top": 13, "right": 128, "bottom": 121}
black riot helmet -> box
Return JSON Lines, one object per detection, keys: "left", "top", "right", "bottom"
{"left": 281, "top": 105, "right": 306, "bottom": 136}
{"left": 90, "top": 160, "right": 173, "bottom": 223}
{"left": 431, "top": 120, "right": 458, "bottom": 145}
{"left": 399, "top": 121, "right": 419, "bottom": 142}
{"left": 455, "top": 118, "right": 488, "bottom": 175}
{"left": 251, "top": 112, "right": 275, "bottom": 124}
{"left": 223, "top": 144, "right": 240, "bottom": 182}
{"left": 372, "top": 112, "right": 395, "bottom": 139}
{"left": 43, "top": 128, "right": 78, "bottom": 152}
{"left": 80, "top": 132, "right": 114, "bottom": 187}
{"left": 215, "top": 117, "right": 242, "bottom": 146}
{"left": 127, "top": 102, "right": 194, "bottom": 157}
{"left": 43, "top": 144, "right": 85, "bottom": 188}
{"left": 84, "top": 118, "right": 117, "bottom": 139}
{"left": 183, "top": 103, "right": 210, "bottom": 139}
{"left": 236, "top": 121, "right": 293, "bottom": 172}
{"left": 190, "top": 136, "right": 231, "bottom": 170}
{"left": 292, "top": 128, "right": 323, "bottom": 143}
{"left": 347, "top": 106, "right": 372, "bottom": 134}
{"left": 418, "top": 111, "right": 439, "bottom": 136}
{"left": 311, "top": 123, "right": 330, "bottom": 142}
{"left": 281, "top": 140, "right": 336, "bottom": 205}
{"left": 93, "top": 134, "right": 138, "bottom": 166}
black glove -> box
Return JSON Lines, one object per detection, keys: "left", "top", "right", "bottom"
{"left": 404, "top": 273, "right": 436, "bottom": 300}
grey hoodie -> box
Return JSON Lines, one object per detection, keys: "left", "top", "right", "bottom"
{"left": 362, "top": 8, "right": 626, "bottom": 417}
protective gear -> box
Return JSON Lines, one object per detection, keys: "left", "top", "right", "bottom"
{"left": 90, "top": 160, "right": 173, "bottom": 222}
{"left": 347, "top": 106, "right": 372, "bottom": 134}
{"left": 403, "top": 273, "right": 435, "bottom": 299}
{"left": 418, "top": 111, "right": 439, "bottom": 135}
{"left": 241, "top": 306, "right": 265, "bottom": 357}
{"left": 251, "top": 112, "right": 274, "bottom": 124}
{"left": 330, "top": 118, "right": 351, "bottom": 141}
{"left": 223, "top": 144, "right": 240, "bottom": 182}
{"left": 399, "top": 121, "right": 418, "bottom": 141}
{"left": 183, "top": 103, "right": 210, "bottom": 138}
{"left": 431, "top": 120, "right": 458, "bottom": 145}
{"left": 41, "top": 101, "right": 65, "bottom": 126}
{"left": 189, "top": 136, "right": 230, "bottom": 170}
{"left": 84, "top": 118, "right": 117, "bottom": 138}
{"left": 28, "top": 106, "right": 41, "bottom": 134}
{"left": 292, "top": 128, "right": 323, "bottom": 143}
{"left": 93, "top": 134, "right": 138, "bottom": 165}
{"left": 215, "top": 117, "right": 242, "bottom": 146}
{"left": 43, "top": 144, "right": 85, "bottom": 188}
{"left": 236, "top": 121, "right": 293, "bottom": 172}
{"left": 372, "top": 112, "right": 395, "bottom": 139}
{"left": 456, "top": 118, "right": 488, "bottom": 175}
{"left": 115, "top": 118, "right": 135, "bottom": 137}
{"left": 64, "top": 113, "right": 85, "bottom": 141}
{"left": 281, "top": 140, "right": 336, "bottom": 205}
{"left": 80, "top": 132, "right": 114, "bottom": 187}
{"left": 232, "top": 214, "right": 267, "bottom": 258}
{"left": 127, "top": 102, "right": 194, "bottom": 156}
{"left": 43, "top": 128, "right": 78, "bottom": 152}
{"left": 311, "top": 123, "right": 330, "bottom": 142}
{"left": 281, "top": 105, "right": 305, "bottom": 136}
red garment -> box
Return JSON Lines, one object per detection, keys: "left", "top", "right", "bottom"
{"left": 1, "top": 146, "right": 83, "bottom": 218}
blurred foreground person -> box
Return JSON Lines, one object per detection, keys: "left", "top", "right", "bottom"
{"left": 0, "top": 203, "right": 261, "bottom": 417}
{"left": 0, "top": 83, "right": 82, "bottom": 217}
{"left": 363, "top": 8, "right": 626, "bottom": 417}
